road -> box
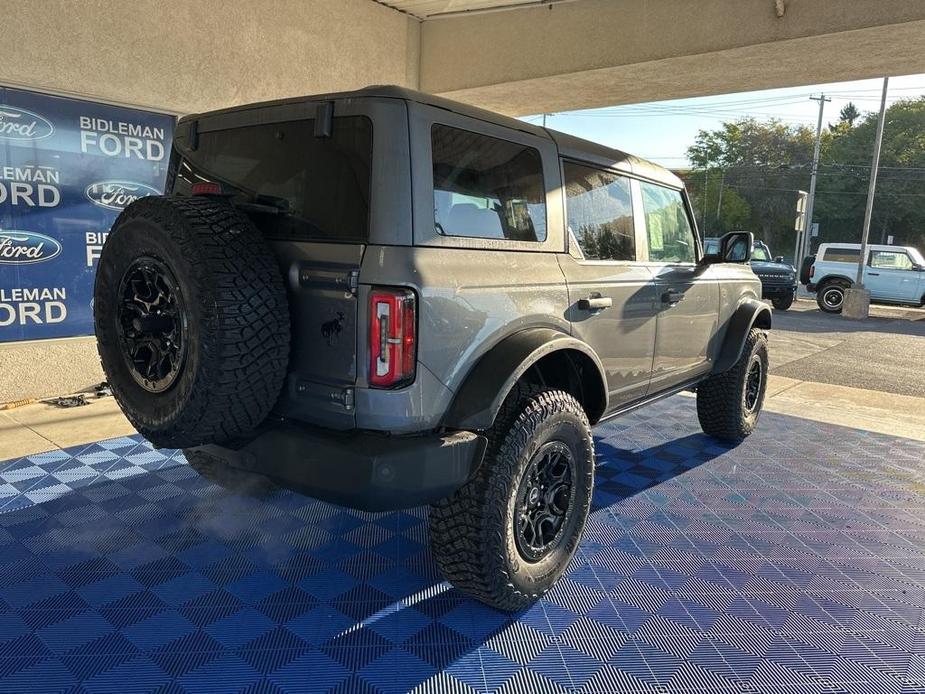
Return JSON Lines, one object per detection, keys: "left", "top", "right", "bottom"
{"left": 768, "top": 298, "right": 925, "bottom": 397}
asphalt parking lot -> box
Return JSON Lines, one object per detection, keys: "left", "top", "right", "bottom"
{"left": 769, "top": 299, "right": 925, "bottom": 398}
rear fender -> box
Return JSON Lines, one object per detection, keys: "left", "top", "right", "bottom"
{"left": 442, "top": 328, "right": 607, "bottom": 431}
{"left": 712, "top": 299, "right": 772, "bottom": 374}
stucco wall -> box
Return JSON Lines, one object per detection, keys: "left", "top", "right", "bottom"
{"left": 421, "top": 0, "right": 925, "bottom": 114}
{"left": 0, "top": 0, "right": 421, "bottom": 114}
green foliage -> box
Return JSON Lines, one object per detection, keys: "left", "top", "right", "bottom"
{"left": 683, "top": 100, "right": 925, "bottom": 259}
{"left": 684, "top": 118, "right": 815, "bottom": 255}
{"left": 815, "top": 98, "right": 925, "bottom": 249}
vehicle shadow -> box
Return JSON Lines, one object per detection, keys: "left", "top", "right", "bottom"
{"left": 0, "top": 428, "right": 737, "bottom": 692}
{"left": 590, "top": 431, "right": 735, "bottom": 512}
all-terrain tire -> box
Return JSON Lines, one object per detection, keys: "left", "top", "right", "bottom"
{"left": 772, "top": 293, "right": 794, "bottom": 311}
{"left": 696, "top": 327, "right": 769, "bottom": 442}
{"left": 429, "top": 384, "right": 594, "bottom": 612}
{"left": 94, "top": 196, "right": 290, "bottom": 449}
{"left": 816, "top": 279, "right": 849, "bottom": 314}
{"left": 184, "top": 448, "right": 276, "bottom": 497}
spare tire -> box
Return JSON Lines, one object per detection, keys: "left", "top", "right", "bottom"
{"left": 799, "top": 254, "right": 815, "bottom": 285}
{"left": 94, "top": 196, "right": 290, "bottom": 449}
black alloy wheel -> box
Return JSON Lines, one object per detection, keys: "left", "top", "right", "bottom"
{"left": 514, "top": 440, "right": 577, "bottom": 562}
{"left": 743, "top": 355, "right": 763, "bottom": 414}
{"left": 116, "top": 256, "right": 187, "bottom": 393}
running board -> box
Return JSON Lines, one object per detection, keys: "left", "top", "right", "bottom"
{"left": 597, "top": 377, "right": 702, "bottom": 425}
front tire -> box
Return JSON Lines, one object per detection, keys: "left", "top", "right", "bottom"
{"left": 772, "top": 292, "right": 794, "bottom": 311}
{"left": 696, "top": 328, "right": 769, "bottom": 442}
{"left": 429, "top": 385, "right": 594, "bottom": 611}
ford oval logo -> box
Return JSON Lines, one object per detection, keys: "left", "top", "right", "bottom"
{"left": 85, "top": 180, "right": 160, "bottom": 211}
{"left": 0, "top": 230, "right": 63, "bottom": 265}
{"left": 0, "top": 106, "right": 55, "bottom": 141}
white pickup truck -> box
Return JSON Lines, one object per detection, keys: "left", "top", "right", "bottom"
{"left": 804, "top": 243, "right": 925, "bottom": 313}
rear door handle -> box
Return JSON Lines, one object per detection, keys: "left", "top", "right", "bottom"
{"left": 867, "top": 272, "right": 880, "bottom": 276}
{"left": 578, "top": 296, "right": 612, "bottom": 311}
{"left": 662, "top": 289, "right": 685, "bottom": 305}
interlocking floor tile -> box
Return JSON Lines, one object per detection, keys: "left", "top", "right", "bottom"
{"left": 0, "top": 396, "right": 923, "bottom": 692}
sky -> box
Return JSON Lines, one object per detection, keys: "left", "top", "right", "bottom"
{"left": 522, "top": 73, "right": 925, "bottom": 169}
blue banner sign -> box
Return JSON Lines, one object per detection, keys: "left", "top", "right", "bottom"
{"left": 0, "top": 87, "right": 175, "bottom": 342}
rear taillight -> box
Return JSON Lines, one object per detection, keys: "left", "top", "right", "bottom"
{"left": 369, "top": 287, "right": 416, "bottom": 389}
{"left": 809, "top": 265, "right": 815, "bottom": 278}
{"left": 191, "top": 181, "right": 222, "bottom": 196}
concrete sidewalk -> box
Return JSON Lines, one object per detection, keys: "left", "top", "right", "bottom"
{"left": 2, "top": 374, "right": 924, "bottom": 462}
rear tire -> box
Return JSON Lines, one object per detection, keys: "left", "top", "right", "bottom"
{"left": 696, "top": 328, "right": 768, "bottom": 442}
{"left": 429, "top": 385, "right": 594, "bottom": 612}
{"left": 772, "top": 293, "right": 794, "bottom": 311}
{"left": 816, "top": 280, "right": 848, "bottom": 313}
{"left": 94, "top": 196, "right": 290, "bottom": 449}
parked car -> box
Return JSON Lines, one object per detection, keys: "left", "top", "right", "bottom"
{"left": 705, "top": 237, "right": 797, "bottom": 310}
{"left": 94, "top": 86, "right": 771, "bottom": 611}
{"left": 803, "top": 243, "right": 925, "bottom": 313}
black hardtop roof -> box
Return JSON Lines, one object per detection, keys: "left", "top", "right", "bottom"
{"left": 181, "top": 85, "right": 683, "bottom": 189}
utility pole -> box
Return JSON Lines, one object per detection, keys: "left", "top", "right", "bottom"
{"left": 856, "top": 77, "right": 889, "bottom": 285}
{"left": 702, "top": 167, "right": 709, "bottom": 232}
{"left": 843, "top": 77, "right": 889, "bottom": 319}
{"left": 715, "top": 169, "right": 725, "bottom": 225}
{"left": 801, "top": 94, "right": 831, "bottom": 261}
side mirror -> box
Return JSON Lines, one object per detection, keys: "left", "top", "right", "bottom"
{"left": 774, "top": 255, "right": 785, "bottom": 264}
{"left": 702, "top": 231, "right": 753, "bottom": 265}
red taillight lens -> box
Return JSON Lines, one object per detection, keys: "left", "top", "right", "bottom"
{"left": 369, "top": 287, "right": 416, "bottom": 389}
{"left": 191, "top": 181, "right": 222, "bottom": 196}
{"left": 809, "top": 265, "right": 815, "bottom": 278}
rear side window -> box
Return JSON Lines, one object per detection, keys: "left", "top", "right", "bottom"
{"left": 563, "top": 162, "right": 635, "bottom": 261}
{"left": 172, "top": 116, "right": 372, "bottom": 242}
{"left": 822, "top": 247, "right": 860, "bottom": 262}
{"left": 869, "top": 250, "right": 914, "bottom": 270}
{"left": 640, "top": 182, "right": 696, "bottom": 263}
{"left": 432, "top": 124, "right": 546, "bottom": 242}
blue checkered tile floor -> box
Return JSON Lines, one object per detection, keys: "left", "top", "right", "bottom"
{"left": 1, "top": 396, "right": 924, "bottom": 694}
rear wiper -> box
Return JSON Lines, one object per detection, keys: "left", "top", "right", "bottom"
{"left": 234, "top": 194, "right": 290, "bottom": 216}
{"left": 234, "top": 195, "right": 328, "bottom": 238}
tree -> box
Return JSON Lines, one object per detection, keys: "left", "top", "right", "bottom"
{"left": 684, "top": 118, "right": 816, "bottom": 253}
{"left": 682, "top": 100, "right": 925, "bottom": 254}
{"left": 839, "top": 102, "right": 860, "bottom": 127}
{"left": 814, "top": 97, "right": 925, "bottom": 249}
{"left": 686, "top": 171, "right": 751, "bottom": 235}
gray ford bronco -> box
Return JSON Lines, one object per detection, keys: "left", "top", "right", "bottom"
{"left": 94, "top": 86, "right": 770, "bottom": 611}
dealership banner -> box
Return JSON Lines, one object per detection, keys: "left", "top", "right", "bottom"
{"left": 0, "top": 86, "right": 175, "bottom": 342}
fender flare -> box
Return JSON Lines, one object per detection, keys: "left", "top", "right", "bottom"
{"left": 712, "top": 298, "right": 772, "bottom": 374}
{"left": 817, "top": 273, "right": 854, "bottom": 288}
{"left": 442, "top": 328, "right": 608, "bottom": 431}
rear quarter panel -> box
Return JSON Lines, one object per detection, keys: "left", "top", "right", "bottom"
{"left": 356, "top": 245, "right": 571, "bottom": 432}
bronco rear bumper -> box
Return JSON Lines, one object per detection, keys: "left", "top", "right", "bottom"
{"left": 190, "top": 424, "right": 487, "bottom": 512}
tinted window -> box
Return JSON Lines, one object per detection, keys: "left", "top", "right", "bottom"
{"left": 432, "top": 124, "right": 546, "bottom": 242}
{"left": 752, "top": 243, "right": 771, "bottom": 262}
{"left": 640, "top": 182, "right": 695, "bottom": 263}
{"left": 822, "top": 247, "right": 860, "bottom": 262}
{"left": 563, "top": 162, "right": 635, "bottom": 261}
{"left": 172, "top": 116, "right": 372, "bottom": 242}
{"left": 870, "top": 250, "right": 914, "bottom": 270}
